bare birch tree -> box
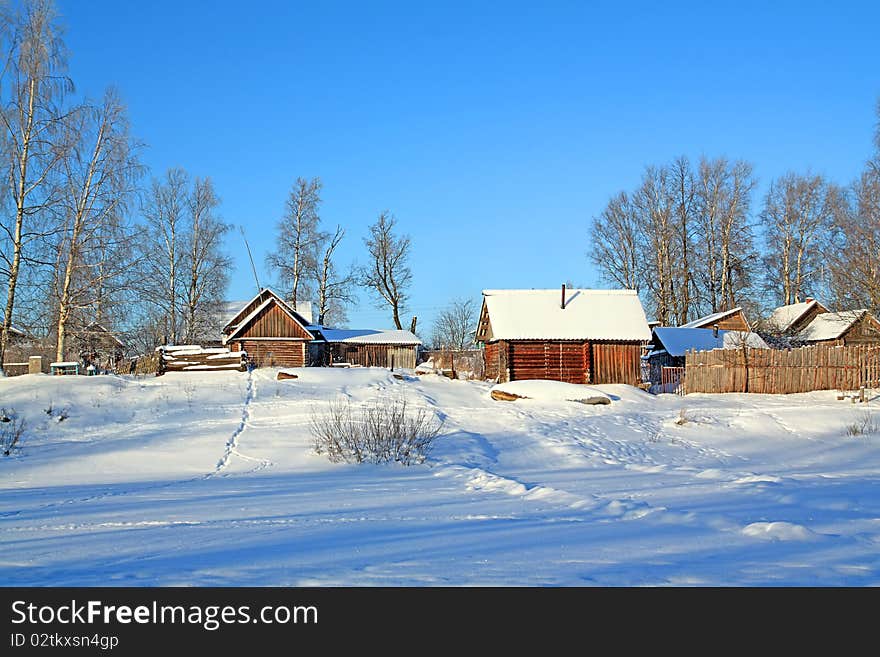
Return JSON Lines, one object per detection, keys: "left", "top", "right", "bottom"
{"left": 0, "top": 0, "right": 71, "bottom": 367}
{"left": 360, "top": 211, "right": 412, "bottom": 330}
{"left": 140, "top": 168, "right": 188, "bottom": 344}
{"left": 181, "top": 177, "right": 231, "bottom": 343}
{"left": 759, "top": 172, "right": 838, "bottom": 306}
{"left": 52, "top": 89, "right": 140, "bottom": 361}
{"left": 268, "top": 176, "right": 321, "bottom": 308}
{"left": 589, "top": 191, "right": 641, "bottom": 291}
{"left": 310, "top": 224, "right": 354, "bottom": 326}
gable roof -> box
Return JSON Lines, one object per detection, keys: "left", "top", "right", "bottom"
{"left": 479, "top": 289, "right": 651, "bottom": 342}
{"left": 315, "top": 328, "right": 421, "bottom": 346}
{"left": 223, "top": 288, "right": 311, "bottom": 334}
{"left": 649, "top": 327, "right": 768, "bottom": 358}
{"left": 797, "top": 310, "right": 872, "bottom": 342}
{"left": 681, "top": 307, "right": 747, "bottom": 330}
{"left": 768, "top": 299, "right": 825, "bottom": 333}
{"left": 223, "top": 289, "right": 314, "bottom": 342}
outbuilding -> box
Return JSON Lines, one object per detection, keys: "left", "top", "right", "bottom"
{"left": 475, "top": 287, "right": 651, "bottom": 385}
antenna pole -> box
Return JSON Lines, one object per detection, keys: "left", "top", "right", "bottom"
{"left": 240, "top": 226, "right": 261, "bottom": 293}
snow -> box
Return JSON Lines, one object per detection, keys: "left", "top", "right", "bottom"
{"left": 317, "top": 328, "right": 421, "bottom": 345}
{"left": 797, "top": 310, "right": 868, "bottom": 342}
{"left": 49, "top": 361, "right": 79, "bottom": 367}
{"left": 482, "top": 289, "right": 651, "bottom": 341}
{"left": 768, "top": 300, "right": 819, "bottom": 332}
{"left": 2, "top": 369, "right": 880, "bottom": 585}
{"left": 680, "top": 307, "right": 745, "bottom": 329}
{"left": 650, "top": 328, "right": 769, "bottom": 357}
{"left": 491, "top": 379, "right": 611, "bottom": 403}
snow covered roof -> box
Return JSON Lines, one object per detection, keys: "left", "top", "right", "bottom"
{"left": 649, "top": 327, "right": 769, "bottom": 358}
{"left": 316, "top": 328, "right": 421, "bottom": 346}
{"left": 480, "top": 289, "right": 651, "bottom": 341}
{"left": 768, "top": 300, "right": 822, "bottom": 332}
{"left": 797, "top": 310, "right": 869, "bottom": 342}
{"left": 681, "top": 307, "right": 746, "bottom": 329}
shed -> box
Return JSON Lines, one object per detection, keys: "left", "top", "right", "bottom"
{"left": 796, "top": 310, "right": 880, "bottom": 346}
{"left": 644, "top": 327, "right": 769, "bottom": 385}
{"left": 310, "top": 327, "right": 422, "bottom": 369}
{"left": 680, "top": 307, "right": 751, "bottom": 332}
{"left": 75, "top": 323, "right": 126, "bottom": 372}
{"left": 222, "top": 288, "right": 315, "bottom": 367}
{"left": 475, "top": 287, "right": 651, "bottom": 385}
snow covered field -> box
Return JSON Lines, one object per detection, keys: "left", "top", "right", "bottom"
{"left": 1, "top": 368, "right": 879, "bottom": 586}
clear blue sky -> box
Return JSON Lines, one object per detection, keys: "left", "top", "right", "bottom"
{"left": 57, "top": 0, "right": 879, "bottom": 332}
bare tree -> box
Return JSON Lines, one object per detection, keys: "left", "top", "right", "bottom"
{"left": 759, "top": 172, "right": 839, "bottom": 307}
{"left": 694, "top": 157, "right": 757, "bottom": 313}
{"left": 52, "top": 89, "right": 140, "bottom": 361}
{"left": 140, "top": 168, "right": 188, "bottom": 344}
{"left": 268, "top": 176, "right": 321, "bottom": 308}
{"left": 310, "top": 224, "right": 354, "bottom": 326}
{"left": 589, "top": 191, "right": 641, "bottom": 291}
{"left": 670, "top": 156, "right": 698, "bottom": 325}
{"left": 182, "top": 177, "right": 231, "bottom": 343}
{"left": 431, "top": 298, "right": 476, "bottom": 349}
{"left": 360, "top": 211, "right": 412, "bottom": 330}
{"left": 0, "top": 0, "right": 71, "bottom": 367}
{"left": 634, "top": 165, "right": 676, "bottom": 325}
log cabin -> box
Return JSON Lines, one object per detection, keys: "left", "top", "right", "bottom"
{"left": 680, "top": 307, "right": 751, "bottom": 331}
{"left": 476, "top": 287, "right": 651, "bottom": 385}
{"left": 222, "top": 288, "right": 315, "bottom": 367}
{"left": 796, "top": 309, "right": 880, "bottom": 346}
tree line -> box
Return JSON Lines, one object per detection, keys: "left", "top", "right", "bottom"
{"left": 0, "top": 0, "right": 422, "bottom": 371}
{"left": 589, "top": 101, "right": 880, "bottom": 326}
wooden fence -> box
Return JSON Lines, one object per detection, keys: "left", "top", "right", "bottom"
{"left": 684, "top": 344, "right": 880, "bottom": 394}
{"left": 421, "top": 349, "right": 485, "bottom": 380}
{"left": 660, "top": 366, "right": 686, "bottom": 395}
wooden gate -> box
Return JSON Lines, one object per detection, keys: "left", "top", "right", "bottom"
{"left": 591, "top": 342, "right": 643, "bottom": 385}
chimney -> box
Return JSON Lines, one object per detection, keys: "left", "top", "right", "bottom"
{"left": 561, "top": 284, "right": 566, "bottom": 310}
{"left": 713, "top": 324, "right": 719, "bottom": 338}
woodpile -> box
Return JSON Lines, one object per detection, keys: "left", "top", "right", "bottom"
{"left": 158, "top": 346, "right": 246, "bottom": 374}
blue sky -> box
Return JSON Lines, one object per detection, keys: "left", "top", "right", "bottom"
{"left": 57, "top": 0, "right": 879, "bottom": 331}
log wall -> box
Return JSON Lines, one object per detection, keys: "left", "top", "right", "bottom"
{"left": 508, "top": 341, "right": 590, "bottom": 384}
{"left": 236, "top": 340, "right": 306, "bottom": 367}
{"left": 333, "top": 344, "right": 418, "bottom": 369}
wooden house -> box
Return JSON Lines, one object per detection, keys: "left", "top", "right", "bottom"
{"left": 75, "top": 323, "right": 126, "bottom": 372}
{"left": 680, "top": 307, "right": 750, "bottom": 332}
{"left": 475, "top": 287, "right": 651, "bottom": 385}
{"left": 796, "top": 310, "right": 880, "bottom": 346}
{"left": 644, "top": 326, "right": 768, "bottom": 386}
{"left": 222, "top": 288, "right": 314, "bottom": 367}
{"left": 309, "top": 327, "right": 422, "bottom": 369}
{"left": 767, "top": 298, "right": 829, "bottom": 335}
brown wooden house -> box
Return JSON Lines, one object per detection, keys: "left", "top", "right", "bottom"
{"left": 680, "top": 307, "right": 750, "bottom": 332}
{"left": 796, "top": 309, "right": 880, "bottom": 346}
{"left": 309, "top": 328, "right": 421, "bottom": 368}
{"left": 476, "top": 287, "right": 651, "bottom": 385}
{"left": 222, "top": 288, "right": 314, "bottom": 367}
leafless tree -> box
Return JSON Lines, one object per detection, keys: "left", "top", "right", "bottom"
{"left": 0, "top": 0, "right": 71, "bottom": 367}
{"left": 634, "top": 165, "right": 676, "bottom": 325}
{"left": 268, "top": 176, "right": 321, "bottom": 308}
{"left": 310, "top": 224, "right": 354, "bottom": 326}
{"left": 759, "top": 172, "right": 839, "bottom": 307}
{"left": 670, "top": 156, "right": 698, "bottom": 325}
{"left": 431, "top": 297, "right": 476, "bottom": 349}
{"left": 140, "top": 167, "right": 188, "bottom": 344}
{"left": 52, "top": 89, "right": 141, "bottom": 361}
{"left": 360, "top": 211, "right": 412, "bottom": 330}
{"left": 694, "top": 157, "right": 757, "bottom": 313}
{"left": 589, "top": 191, "right": 641, "bottom": 291}
{"left": 182, "top": 177, "right": 231, "bottom": 343}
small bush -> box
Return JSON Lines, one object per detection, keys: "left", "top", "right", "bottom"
{"left": 846, "top": 411, "right": 878, "bottom": 437}
{"left": 1, "top": 408, "right": 25, "bottom": 456}
{"left": 311, "top": 397, "right": 444, "bottom": 466}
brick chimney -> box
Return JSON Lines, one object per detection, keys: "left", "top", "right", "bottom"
{"left": 561, "top": 284, "right": 566, "bottom": 310}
